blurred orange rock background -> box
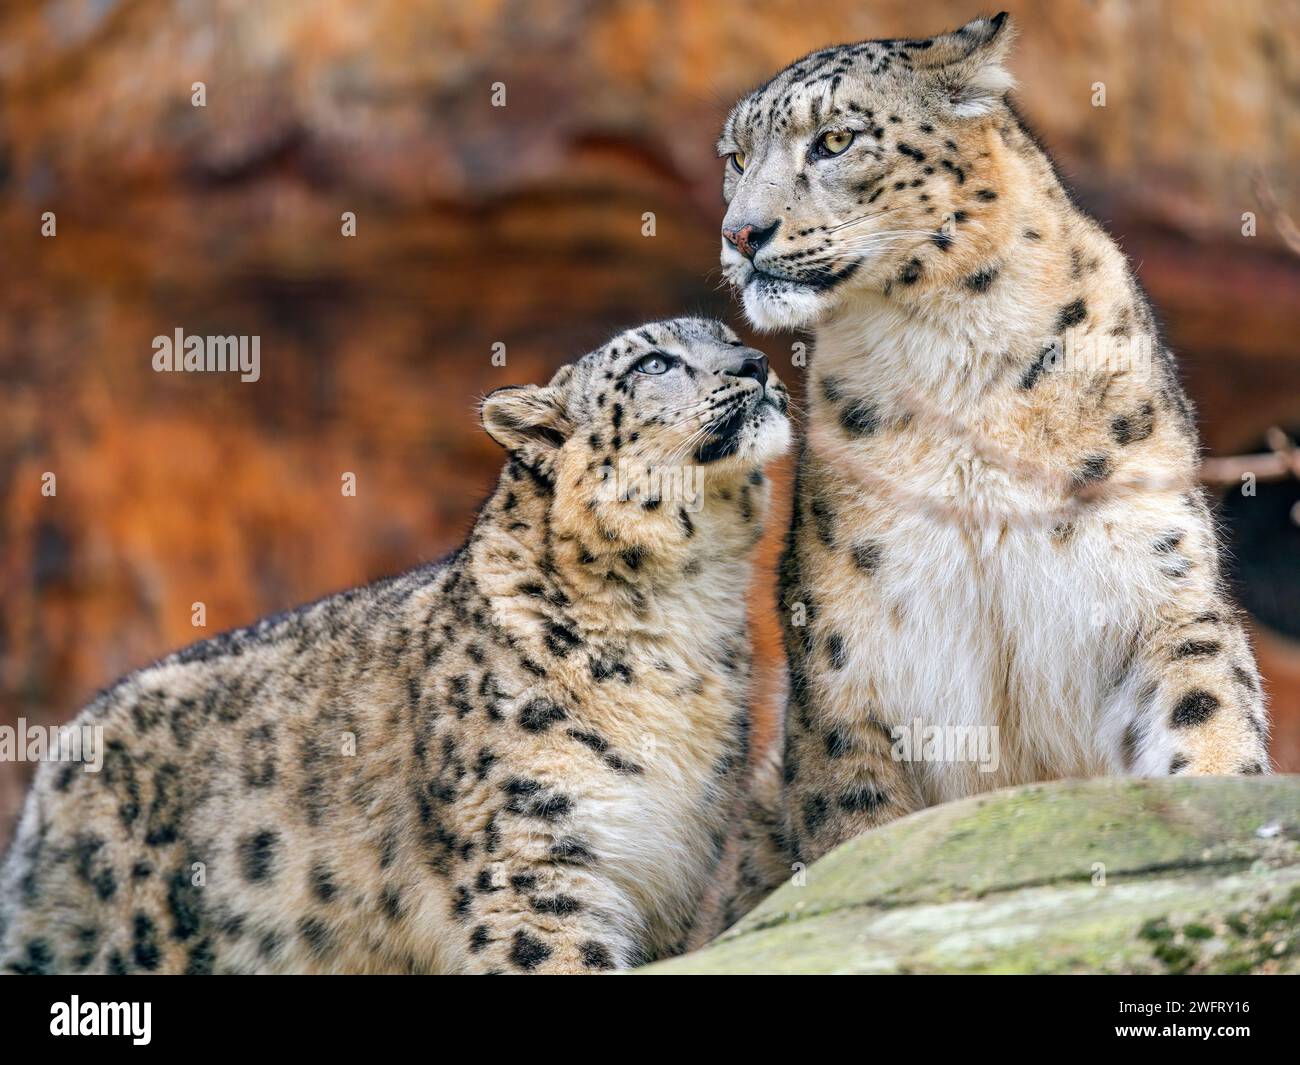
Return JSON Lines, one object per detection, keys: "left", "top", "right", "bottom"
{"left": 2, "top": 0, "right": 1299, "bottom": 840}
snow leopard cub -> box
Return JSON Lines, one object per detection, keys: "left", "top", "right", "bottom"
{"left": 1, "top": 317, "right": 790, "bottom": 974}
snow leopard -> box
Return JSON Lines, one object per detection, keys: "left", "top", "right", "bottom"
{"left": 0, "top": 317, "right": 791, "bottom": 973}
{"left": 705, "top": 12, "right": 1270, "bottom": 924}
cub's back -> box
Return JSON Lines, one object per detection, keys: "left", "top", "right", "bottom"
{"left": 0, "top": 564, "right": 439, "bottom": 974}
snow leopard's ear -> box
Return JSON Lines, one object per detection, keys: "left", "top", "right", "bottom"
{"left": 481, "top": 383, "right": 572, "bottom": 455}
{"left": 917, "top": 12, "right": 1016, "bottom": 119}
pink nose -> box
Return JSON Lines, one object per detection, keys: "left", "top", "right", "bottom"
{"left": 723, "top": 224, "right": 756, "bottom": 258}
{"left": 722, "top": 219, "right": 779, "bottom": 260}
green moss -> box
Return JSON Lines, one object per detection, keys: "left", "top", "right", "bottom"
{"left": 1152, "top": 940, "right": 1198, "bottom": 973}
{"left": 1139, "top": 917, "right": 1174, "bottom": 943}
{"left": 1136, "top": 885, "right": 1300, "bottom": 975}
{"left": 1214, "top": 885, "right": 1300, "bottom": 972}
{"left": 1256, "top": 885, "right": 1300, "bottom": 929}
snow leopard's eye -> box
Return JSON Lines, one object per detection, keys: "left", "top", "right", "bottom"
{"left": 815, "top": 130, "right": 855, "bottom": 157}
{"left": 634, "top": 353, "right": 673, "bottom": 375}
{"left": 729, "top": 151, "right": 746, "bottom": 174}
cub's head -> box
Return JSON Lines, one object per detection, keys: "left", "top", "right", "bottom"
{"left": 481, "top": 318, "right": 790, "bottom": 522}
{"left": 719, "top": 13, "right": 1017, "bottom": 330}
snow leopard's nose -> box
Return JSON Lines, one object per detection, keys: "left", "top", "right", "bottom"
{"left": 726, "top": 352, "right": 769, "bottom": 385}
{"left": 722, "top": 219, "right": 780, "bottom": 260}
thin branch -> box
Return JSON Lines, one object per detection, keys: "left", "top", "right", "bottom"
{"left": 1199, "top": 426, "right": 1300, "bottom": 486}
{"left": 1252, "top": 169, "right": 1300, "bottom": 259}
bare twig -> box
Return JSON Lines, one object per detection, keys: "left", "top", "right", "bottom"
{"left": 1252, "top": 169, "right": 1300, "bottom": 259}
{"left": 1199, "top": 426, "right": 1300, "bottom": 487}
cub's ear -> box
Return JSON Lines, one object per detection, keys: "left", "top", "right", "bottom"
{"left": 918, "top": 12, "right": 1016, "bottom": 118}
{"left": 480, "top": 384, "right": 571, "bottom": 455}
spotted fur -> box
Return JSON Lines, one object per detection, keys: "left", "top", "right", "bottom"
{"left": 709, "top": 13, "right": 1271, "bottom": 919}
{"left": 0, "top": 318, "right": 791, "bottom": 974}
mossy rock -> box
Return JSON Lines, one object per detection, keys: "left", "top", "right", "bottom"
{"left": 641, "top": 776, "right": 1300, "bottom": 974}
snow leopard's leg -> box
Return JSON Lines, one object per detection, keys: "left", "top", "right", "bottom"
{"left": 452, "top": 846, "right": 641, "bottom": 974}
{"left": 776, "top": 500, "right": 926, "bottom": 867}
{"left": 781, "top": 676, "right": 925, "bottom": 866}
{"left": 686, "top": 741, "right": 792, "bottom": 948}
{"left": 1112, "top": 502, "right": 1270, "bottom": 778}
{"left": 1119, "top": 604, "right": 1271, "bottom": 778}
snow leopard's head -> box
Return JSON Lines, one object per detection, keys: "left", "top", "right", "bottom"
{"left": 719, "top": 13, "right": 1018, "bottom": 330}
{"left": 481, "top": 318, "right": 790, "bottom": 513}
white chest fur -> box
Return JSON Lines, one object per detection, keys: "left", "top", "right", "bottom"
{"left": 577, "top": 552, "right": 753, "bottom": 946}
{"left": 808, "top": 310, "right": 1179, "bottom": 801}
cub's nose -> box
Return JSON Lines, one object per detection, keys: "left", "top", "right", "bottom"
{"left": 722, "top": 219, "right": 780, "bottom": 260}
{"left": 726, "top": 352, "right": 769, "bottom": 384}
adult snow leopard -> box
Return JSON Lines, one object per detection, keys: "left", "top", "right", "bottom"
{"left": 715, "top": 12, "right": 1270, "bottom": 886}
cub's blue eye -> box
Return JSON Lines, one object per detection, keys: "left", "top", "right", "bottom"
{"left": 634, "top": 354, "right": 672, "bottom": 375}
